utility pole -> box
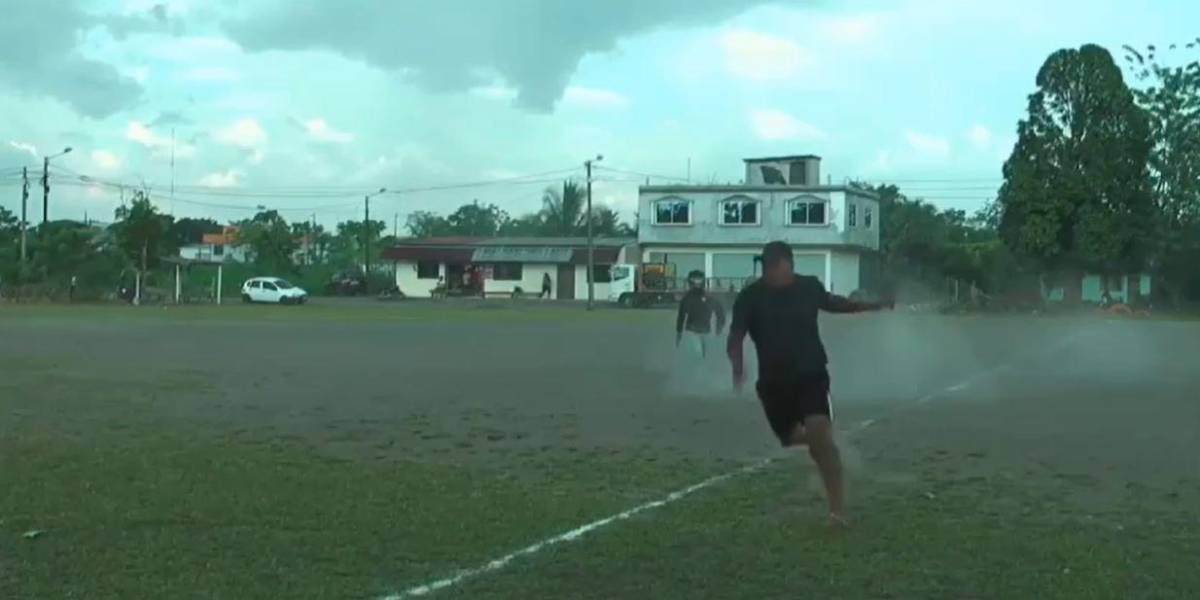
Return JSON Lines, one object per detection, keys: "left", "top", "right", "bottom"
{"left": 584, "top": 154, "right": 603, "bottom": 310}
{"left": 364, "top": 194, "right": 371, "bottom": 293}
{"left": 40, "top": 147, "right": 72, "bottom": 229}
{"left": 19, "top": 167, "right": 28, "bottom": 263}
{"left": 42, "top": 157, "right": 49, "bottom": 227}
{"left": 363, "top": 187, "right": 387, "bottom": 294}
{"left": 311, "top": 213, "right": 318, "bottom": 265}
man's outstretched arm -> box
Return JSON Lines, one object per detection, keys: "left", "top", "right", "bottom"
{"left": 822, "top": 293, "right": 893, "bottom": 314}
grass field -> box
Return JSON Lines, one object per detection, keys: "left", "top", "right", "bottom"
{"left": 2, "top": 301, "right": 1198, "bottom": 599}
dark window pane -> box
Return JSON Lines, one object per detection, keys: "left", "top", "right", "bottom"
{"left": 809, "top": 202, "right": 825, "bottom": 224}
{"left": 742, "top": 201, "right": 757, "bottom": 224}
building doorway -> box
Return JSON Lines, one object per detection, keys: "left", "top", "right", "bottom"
{"left": 557, "top": 264, "right": 575, "bottom": 300}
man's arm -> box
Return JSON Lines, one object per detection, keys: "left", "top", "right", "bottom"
{"left": 726, "top": 293, "right": 749, "bottom": 390}
{"left": 713, "top": 296, "right": 727, "bottom": 333}
{"left": 822, "top": 293, "right": 892, "bottom": 313}
{"left": 676, "top": 297, "right": 689, "bottom": 345}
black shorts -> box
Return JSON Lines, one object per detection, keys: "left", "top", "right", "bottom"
{"left": 756, "top": 371, "right": 832, "bottom": 445}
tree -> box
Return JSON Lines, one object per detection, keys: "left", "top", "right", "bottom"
{"left": 0, "top": 207, "right": 19, "bottom": 282}
{"left": 330, "top": 219, "right": 386, "bottom": 268}
{"left": 405, "top": 211, "right": 451, "bottom": 238}
{"left": 997, "top": 44, "right": 1154, "bottom": 302}
{"left": 589, "top": 205, "right": 634, "bottom": 237}
{"left": 28, "top": 221, "right": 123, "bottom": 287}
{"left": 169, "top": 217, "right": 222, "bottom": 248}
{"left": 540, "top": 181, "right": 586, "bottom": 236}
{"left": 238, "top": 210, "right": 298, "bottom": 273}
{"left": 446, "top": 201, "right": 509, "bottom": 236}
{"left": 113, "top": 190, "right": 175, "bottom": 273}
{"left": 290, "top": 220, "right": 329, "bottom": 265}
{"left": 498, "top": 212, "right": 545, "bottom": 237}
{"left": 1124, "top": 40, "right": 1200, "bottom": 304}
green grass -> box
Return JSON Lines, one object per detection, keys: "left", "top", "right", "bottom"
{"left": 0, "top": 427, "right": 713, "bottom": 600}
{"left": 0, "top": 301, "right": 665, "bottom": 324}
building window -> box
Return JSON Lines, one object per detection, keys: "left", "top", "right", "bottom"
{"left": 417, "top": 260, "right": 440, "bottom": 279}
{"left": 848, "top": 203, "right": 858, "bottom": 228}
{"left": 653, "top": 198, "right": 692, "bottom": 225}
{"left": 864, "top": 206, "right": 874, "bottom": 229}
{"left": 213, "top": 244, "right": 225, "bottom": 256}
{"left": 721, "top": 196, "right": 760, "bottom": 225}
{"left": 760, "top": 166, "right": 787, "bottom": 185}
{"left": 492, "top": 263, "right": 523, "bottom": 281}
{"left": 787, "top": 199, "right": 827, "bottom": 225}
{"left": 593, "top": 264, "right": 613, "bottom": 283}
{"left": 789, "top": 162, "right": 807, "bottom": 185}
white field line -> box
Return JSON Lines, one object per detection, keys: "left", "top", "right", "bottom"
{"left": 380, "top": 330, "right": 1087, "bottom": 599}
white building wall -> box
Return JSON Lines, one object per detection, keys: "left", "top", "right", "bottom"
{"left": 395, "top": 260, "right": 444, "bottom": 297}
{"left": 637, "top": 187, "right": 879, "bottom": 251}
{"left": 828, "top": 251, "right": 861, "bottom": 295}
{"left": 574, "top": 264, "right": 613, "bottom": 301}
{"left": 641, "top": 245, "right": 832, "bottom": 286}
{"left": 485, "top": 263, "right": 556, "bottom": 297}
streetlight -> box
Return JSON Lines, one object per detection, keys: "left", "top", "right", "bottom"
{"left": 584, "top": 154, "right": 603, "bottom": 310}
{"left": 42, "top": 146, "right": 72, "bottom": 226}
{"left": 364, "top": 187, "right": 387, "bottom": 293}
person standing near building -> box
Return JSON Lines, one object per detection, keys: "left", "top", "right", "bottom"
{"left": 69, "top": 275, "right": 78, "bottom": 303}
{"left": 541, "top": 272, "right": 553, "bottom": 299}
{"left": 727, "top": 241, "right": 892, "bottom": 525}
{"left": 675, "top": 270, "right": 725, "bottom": 358}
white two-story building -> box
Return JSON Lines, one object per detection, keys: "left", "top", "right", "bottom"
{"left": 637, "top": 155, "right": 881, "bottom": 296}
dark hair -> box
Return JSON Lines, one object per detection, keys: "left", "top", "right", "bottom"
{"left": 761, "top": 241, "right": 793, "bottom": 268}
{"left": 687, "top": 270, "right": 705, "bottom": 279}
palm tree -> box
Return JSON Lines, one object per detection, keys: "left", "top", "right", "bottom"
{"left": 540, "top": 181, "right": 586, "bottom": 236}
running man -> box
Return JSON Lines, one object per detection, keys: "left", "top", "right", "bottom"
{"left": 727, "top": 241, "right": 892, "bottom": 524}
{"left": 676, "top": 270, "right": 726, "bottom": 358}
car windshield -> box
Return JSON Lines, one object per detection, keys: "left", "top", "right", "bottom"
{"left": 273, "top": 280, "right": 295, "bottom": 289}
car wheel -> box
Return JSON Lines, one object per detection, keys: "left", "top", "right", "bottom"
{"left": 618, "top": 293, "right": 633, "bottom": 308}
{"left": 280, "top": 296, "right": 291, "bottom": 305}
{"left": 242, "top": 294, "right": 252, "bottom": 303}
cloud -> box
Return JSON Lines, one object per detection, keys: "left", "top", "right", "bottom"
{"left": 562, "top": 86, "right": 629, "bottom": 109}
{"left": 198, "top": 169, "right": 242, "bottom": 188}
{"left": 214, "top": 118, "right": 268, "bottom": 149}
{"left": 301, "top": 118, "right": 354, "bottom": 143}
{"left": 966, "top": 124, "right": 992, "bottom": 150}
{"left": 149, "top": 110, "right": 193, "bottom": 129}
{"left": 470, "top": 84, "right": 519, "bottom": 101}
{"left": 0, "top": 2, "right": 144, "bottom": 117}
{"left": 749, "top": 109, "right": 825, "bottom": 141}
{"left": 177, "top": 66, "right": 240, "bottom": 82}
{"left": 222, "top": 0, "right": 813, "bottom": 112}
{"left": 91, "top": 149, "right": 121, "bottom": 170}
{"left": 905, "top": 129, "right": 951, "bottom": 158}
{"left": 816, "top": 14, "right": 879, "bottom": 44}
{"left": 126, "top": 121, "right": 195, "bottom": 158}
{"left": 8, "top": 141, "right": 38, "bottom": 159}
{"left": 721, "top": 30, "right": 809, "bottom": 81}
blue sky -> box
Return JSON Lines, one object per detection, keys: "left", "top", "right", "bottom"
{"left": 1, "top": 0, "right": 1197, "bottom": 228}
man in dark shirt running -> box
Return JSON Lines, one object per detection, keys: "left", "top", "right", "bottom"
{"left": 676, "top": 270, "right": 726, "bottom": 358}
{"left": 727, "top": 241, "right": 891, "bottom": 524}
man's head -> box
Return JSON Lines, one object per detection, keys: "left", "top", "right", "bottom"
{"left": 761, "top": 241, "right": 795, "bottom": 287}
{"left": 687, "top": 270, "right": 706, "bottom": 291}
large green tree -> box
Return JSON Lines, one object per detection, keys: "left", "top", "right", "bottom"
{"left": 446, "top": 201, "right": 509, "bottom": 236}
{"left": 997, "top": 44, "right": 1154, "bottom": 301}
{"left": 0, "top": 207, "right": 19, "bottom": 282}
{"left": 1124, "top": 40, "right": 1200, "bottom": 303}
{"left": 238, "top": 210, "right": 298, "bottom": 273}
{"left": 540, "top": 181, "right": 586, "bottom": 236}
{"left": 405, "top": 211, "right": 451, "bottom": 238}
{"left": 169, "top": 217, "right": 222, "bottom": 247}
{"left": 330, "top": 219, "right": 386, "bottom": 268}
{"left": 113, "top": 191, "right": 175, "bottom": 272}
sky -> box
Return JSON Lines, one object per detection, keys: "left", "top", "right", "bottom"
{"left": 1, "top": 0, "right": 1197, "bottom": 230}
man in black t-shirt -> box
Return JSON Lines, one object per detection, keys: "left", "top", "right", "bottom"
{"left": 727, "top": 241, "right": 891, "bottom": 524}
{"left": 676, "top": 270, "right": 726, "bottom": 358}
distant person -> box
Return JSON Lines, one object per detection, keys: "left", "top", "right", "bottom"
{"left": 69, "top": 275, "right": 78, "bottom": 303}
{"left": 676, "top": 270, "right": 725, "bottom": 358}
{"left": 541, "top": 272, "right": 553, "bottom": 299}
{"left": 727, "top": 241, "right": 892, "bottom": 525}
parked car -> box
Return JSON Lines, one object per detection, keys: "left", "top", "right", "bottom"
{"left": 241, "top": 277, "right": 308, "bottom": 304}
{"left": 325, "top": 270, "right": 367, "bottom": 296}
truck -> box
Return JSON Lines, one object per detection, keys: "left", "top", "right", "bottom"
{"left": 607, "top": 262, "right": 684, "bottom": 308}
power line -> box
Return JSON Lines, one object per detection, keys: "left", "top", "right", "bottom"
{"left": 593, "top": 165, "right": 688, "bottom": 182}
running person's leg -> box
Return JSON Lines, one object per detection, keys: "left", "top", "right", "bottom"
{"left": 798, "top": 415, "right": 845, "bottom": 522}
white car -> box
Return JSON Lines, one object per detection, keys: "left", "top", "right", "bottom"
{"left": 241, "top": 277, "right": 308, "bottom": 305}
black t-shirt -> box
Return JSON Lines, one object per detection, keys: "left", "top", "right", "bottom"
{"left": 731, "top": 275, "right": 831, "bottom": 381}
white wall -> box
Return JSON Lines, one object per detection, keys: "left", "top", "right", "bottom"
{"left": 395, "top": 260, "right": 444, "bottom": 297}
{"left": 574, "top": 264, "right": 613, "bottom": 301}
{"left": 641, "top": 245, "right": 830, "bottom": 286}
{"left": 484, "top": 263, "right": 556, "bottom": 297}
{"left": 828, "top": 251, "right": 860, "bottom": 295}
